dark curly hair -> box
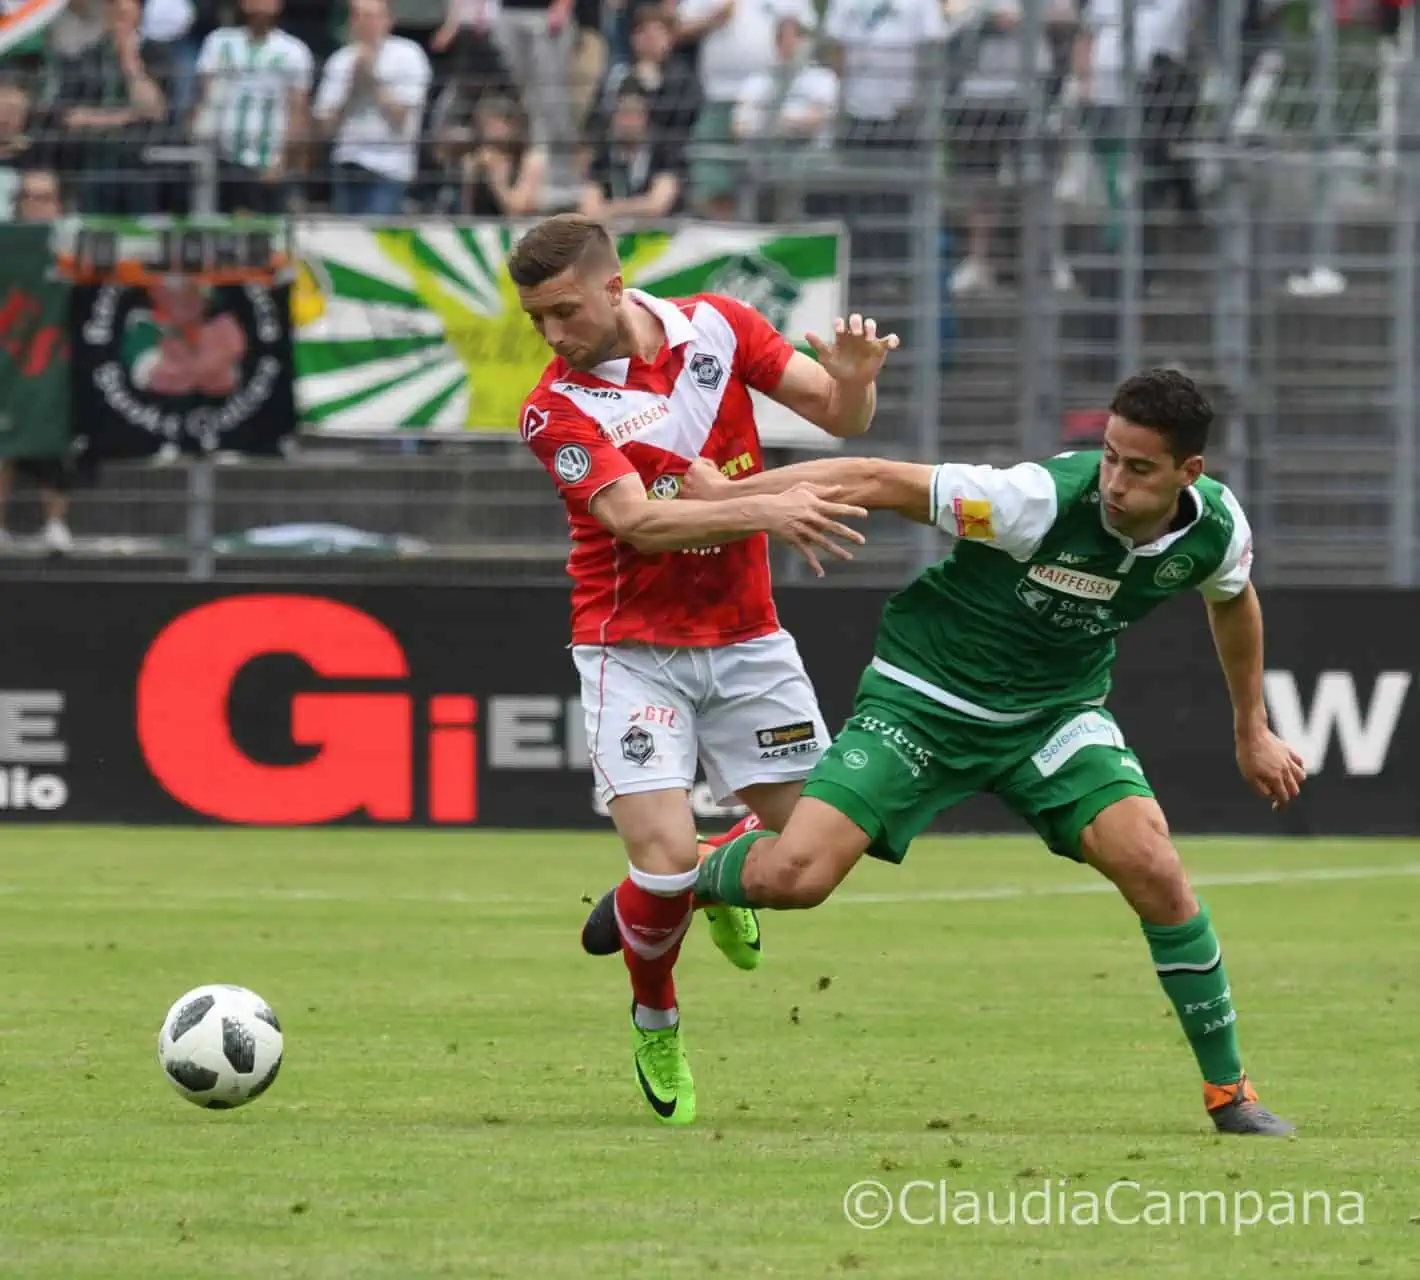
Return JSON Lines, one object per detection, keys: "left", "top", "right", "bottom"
{"left": 1109, "top": 368, "right": 1213, "bottom": 461}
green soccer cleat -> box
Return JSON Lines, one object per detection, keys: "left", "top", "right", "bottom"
{"left": 631, "top": 1007, "right": 696, "bottom": 1125}
{"left": 703, "top": 904, "right": 763, "bottom": 971}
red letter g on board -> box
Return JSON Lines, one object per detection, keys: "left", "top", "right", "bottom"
{"left": 137, "top": 595, "right": 412, "bottom": 823}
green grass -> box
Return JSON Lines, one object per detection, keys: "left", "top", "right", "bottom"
{"left": 1, "top": 828, "right": 1419, "bottom": 1277}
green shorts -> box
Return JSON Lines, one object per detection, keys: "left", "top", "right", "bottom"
{"left": 801, "top": 666, "right": 1155, "bottom": 863}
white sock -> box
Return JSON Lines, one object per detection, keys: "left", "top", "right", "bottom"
{"left": 633, "top": 1004, "right": 678, "bottom": 1031}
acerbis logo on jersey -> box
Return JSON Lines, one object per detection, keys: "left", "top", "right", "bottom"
{"left": 689, "top": 353, "right": 724, "bottom": 389}
{"left": 550, "top": 381, "right": 622, "bottom": 402}
{"left": 755, "top": 720, "right": 818, "bottom": 759}
{"left": 553, "top": 444, "right": 592, "bottom": 484}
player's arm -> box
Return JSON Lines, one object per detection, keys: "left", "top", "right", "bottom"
{"left": 719, "top": 299, "right": 895, "bottom": 439}
{"left": 682, "top": 455, "right": 1058, "bottom": 557}
{"left": 1198, "top": 495, "right": 1306, "bottom": 807}
{"left": 682, "top": 455, "right": 933, "bottom": 521}
{"left": 523, "top": 397, "right": 867, "bottom": 574}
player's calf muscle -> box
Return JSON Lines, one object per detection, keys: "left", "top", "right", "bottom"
{"left": 1081, "top": 797, "right": 1196, "bottom": 925}
{"left": 741, "top": 837, "right": 840, "bottom": 908}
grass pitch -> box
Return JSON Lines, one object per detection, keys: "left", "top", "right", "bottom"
{"left": 1, "top": 827, "right": 1418, "bottom": 1277}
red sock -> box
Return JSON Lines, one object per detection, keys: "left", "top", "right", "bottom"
{"left": 614, "top": 876, "right": 693, "bottom": 1016}
{"left": 698, "top": 813, "right": 762, "bottom": 854}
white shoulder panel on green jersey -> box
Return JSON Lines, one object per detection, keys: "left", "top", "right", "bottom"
{"left": 1196, "top": 484, "right": 1254, "bottom": 602}
{"left": 928, "top": 461, "right": 1058, "bottom": 561}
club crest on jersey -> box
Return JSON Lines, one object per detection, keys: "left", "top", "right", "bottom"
{"left": 554, "top": 444, "right": 592, "bottom": 484}
{"left": 649, "top": 474, "right": 681, "bottom": 500}
{"left": 689, "top": 352, "right": 725, "bottom": 390}
{"left": 1025, "top": 563, "right": 1122, "bottom": 600}
{"left": 621, "top": 725, "right": 655, "bottom": 765}
{"left": 1154, "top": 554, "right": 1195, "bottom": 587}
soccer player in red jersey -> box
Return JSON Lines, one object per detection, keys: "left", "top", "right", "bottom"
{"left": 509, "top": 213, "right": 898, "bottom": 1124}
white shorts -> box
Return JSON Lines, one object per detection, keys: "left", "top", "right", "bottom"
{"left": 571, "top": 629, "right": 828, "bottom": 807}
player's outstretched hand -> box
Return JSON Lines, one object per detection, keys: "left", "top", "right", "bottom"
{"left": 805, "top": 313, "right": 901, "bottom": 387}
{"left": 1236, "top": 728, "right": 1308, "bottom": 810}
{"left": 762, "top": 482, "right": 868, "bottom": 578}
{"left": 679, "top": 457, "right": 734, "bottom": 502}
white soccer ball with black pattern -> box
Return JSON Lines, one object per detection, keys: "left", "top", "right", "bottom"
{"left": 157, "top": 984, "right": 283, "bottom": 1110}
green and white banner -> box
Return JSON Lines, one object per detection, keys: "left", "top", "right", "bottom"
{"left": 290, "top": 221, "right": 846, "bottom": 448}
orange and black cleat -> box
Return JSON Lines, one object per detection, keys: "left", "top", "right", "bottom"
{"left": 1205, "top": 1073, "right": 1296, "bottom": 1136}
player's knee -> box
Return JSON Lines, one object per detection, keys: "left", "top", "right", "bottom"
{"left": 1082, "top": 799, "right": 1196, "bottom": 925}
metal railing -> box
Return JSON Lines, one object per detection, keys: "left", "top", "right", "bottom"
{"left": 1, "top": 0, "right": 1419, "bottom": 586}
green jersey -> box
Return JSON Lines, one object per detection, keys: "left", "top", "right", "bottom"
{"left": 871, "top": 450, "right": 1254, "bottom": 722}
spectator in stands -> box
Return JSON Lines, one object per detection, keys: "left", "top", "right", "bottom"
{"left": 1076, "top": 0, "right": 1201, "bottom": 280}
{"left": 821, "top": 0, "right": 943, "bottom": 275}
{"left": 569, "top": 0, "right": 607, "bottom": 140}
{"left": 731, "top": 14, "right": 836, "bottom": 150}
{"left": 490, "top": 0, "right": 575, "bottom": 157}
{"left": 432, "top": 93, "right": 546, "bottom": 214}
{"left": 0, "top": 80, "right": 38, "bottom": 217}
{"left": 40, "top": 0, "right": 171, "bottom": 215}
{"left": 947, "top": 0, "right": 1077, "bottom": 296}
{"left": 142, "top": 0, "right": 200, "bottom": 119}
{"left": 313, "top": 0, "right": 432, "bottom": 215}
{"left": 0, "top": 167, "right": 74, "bottom": 554}
{"left": 192, "top": 0, "right": 313, "bottom": 216}
{"left": 430, "top": 0, "right": 515, "bottom": 107}
{"left": 579, "top": 77, "right": 681, "bottom": 220}
{"left": 677, "top": 0, "right": 812, "bottom": 218}
{"left": 587, "top": 4, "right": 699, "bottom": 150}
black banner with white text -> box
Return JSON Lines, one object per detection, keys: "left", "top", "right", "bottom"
{"left": 0, "top": 582, "right": 1415, "bottom": 834}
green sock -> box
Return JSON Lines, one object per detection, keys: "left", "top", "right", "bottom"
{"left": 695, "top": 830, "right": 774, "bottom": 906}
{"left": 1142, "top": 902, "right": 1243, "bottom": 1087}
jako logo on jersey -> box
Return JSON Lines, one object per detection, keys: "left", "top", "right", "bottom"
{"left": 601, "top": 400, "right": 671, "bottom": 446}
{"left": 136, "top": 597, "right": 478, "bottom": 824}
{"left": 553, "top": 444, "right": 592, "bottom": 484}
{"left": 1026, "top": 563, "right": 1122, "bottom": 601}
{"left": 953, "top": 498, "right": 994, "bottom": 540}
{"left": 689, "top": 353, "right": 724, "bottom": 389}
{"left": 1154, "top": 554, "right": 1195, "bottom": 587}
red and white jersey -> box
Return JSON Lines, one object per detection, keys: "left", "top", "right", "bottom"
{"left": 521, "top": 289, "right": 797, "bottom": 648}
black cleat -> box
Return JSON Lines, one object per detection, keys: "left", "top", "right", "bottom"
{"left": 581, "top": 885, "right": 620, "bottom": 956}
{"left": 1206, "top": 1074, "right": 1297, "bottom": 1136}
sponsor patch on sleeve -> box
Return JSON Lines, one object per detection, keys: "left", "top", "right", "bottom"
{"left": 953, "top": 497, "right": 995, "bottom": 540}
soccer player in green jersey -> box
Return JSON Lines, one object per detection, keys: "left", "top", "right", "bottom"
{"left": 583, "top": 368, "right": 1306, "bottom": 1136}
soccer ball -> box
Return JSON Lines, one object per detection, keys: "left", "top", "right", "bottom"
{"left": 157, "top": 984, "right": 283, "bottom": 1110}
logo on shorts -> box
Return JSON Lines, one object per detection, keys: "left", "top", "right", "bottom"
{"left": 649, "top": 474, "right": 681, "bottom": 501}
{"left": 689, "top": 353, "right": 724, "bottom": 390}
{"left": 554, "top": 444, "right": 592, "bottom": 485}
{"left": 1031, "top": 711, "right": 1128, "bottom": 778}
{"left": 1154, "top": 554, "right": 1195, "bottom": 588}
{"left": 842, "top": 748, "right": 869, "bottom": 770}
{"left": 620, "top": 725, "right": 655, "bottom": 766}
{"left": 755, "top": 720, "right": 818, "bottom": 760}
